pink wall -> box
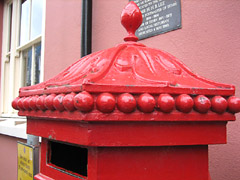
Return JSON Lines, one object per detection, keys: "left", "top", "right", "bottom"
{"left": 92, "top": 1, "right": 240, "bottom": 180}
{"left": 0, "top": 135, "right": 26, "bottom": 180}
{"left": 44, "top": 0, "right": 82, "bottom": 80}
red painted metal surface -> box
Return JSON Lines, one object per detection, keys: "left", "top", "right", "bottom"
{"left": 194, "top": 95, "right": 211, "bottom": 114}
{"left": 12, "top": 1, "right": 239, "bottom": 180}
{"left": 27, "top": 118, "right": 227, "bottom": 146}
{"left": 117, "top": 93, "right": 136, "bottom": 113}
{"left": 175, "top": 94, "right": 194, "bottom": 113}
{"left": 157, "top": 94, "right": 175, "bottom": 113}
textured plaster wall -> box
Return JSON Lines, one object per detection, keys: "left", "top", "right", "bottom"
{"left": 44, "top": 0, "right": 82, "bottom": 80}
{"left": 0, "top": 135, "right": 26, "bottom": 180}
{"left": 91, "top": 1, "right": 240, "bottom": 180}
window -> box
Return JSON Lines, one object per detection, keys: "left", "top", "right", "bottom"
{"left": 20, "top": 0, "right": 43, "bottom": 46}
{"left": 1, "top": 0, "right": 45, "bottom": 118}
{"left": 20, "top": 0, "right": 43, "bottom": 87}
{"left": 22, "top": 42, "right": 41, "bottom": 86}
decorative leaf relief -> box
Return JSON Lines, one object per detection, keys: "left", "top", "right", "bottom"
{"left": 155, "top": 54, "right": 182, "bottom": 75}
{"left": 85, "top": 45, "right": 128, "bottom": 83}
{"left": 138, "top": 49, "right": 157, "bottom": 74}
{"left": 131, "top": 50, "right": 171, "bottom": 85}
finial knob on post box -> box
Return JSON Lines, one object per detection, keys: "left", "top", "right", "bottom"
{"left": 121, "top": 1, "right": 142, "bottom": 42}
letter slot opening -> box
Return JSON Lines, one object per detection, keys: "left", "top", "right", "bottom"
{"left": 48, "top": 141, "right": 88, "bottom": 177}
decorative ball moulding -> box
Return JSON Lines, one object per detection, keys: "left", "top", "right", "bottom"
{"left": 12, "top": 92, "right": 240, "bottom": 114}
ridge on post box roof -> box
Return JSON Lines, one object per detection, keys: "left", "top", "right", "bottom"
{"left": 12, "top": 1, "right": 240, "bottom": 121}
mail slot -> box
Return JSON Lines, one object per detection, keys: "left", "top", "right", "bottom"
{"left": 47, "top": 141, "right": 88, "bottom": 177}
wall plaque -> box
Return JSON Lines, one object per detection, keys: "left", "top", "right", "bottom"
{"left": 130, "top": 0, "right": 182, "bottom": 40}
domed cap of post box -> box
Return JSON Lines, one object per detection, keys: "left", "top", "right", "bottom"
{"left": 12, "top": 2, "right": 240, "bottom": 121}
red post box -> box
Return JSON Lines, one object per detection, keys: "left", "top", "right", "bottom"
{"left": 12, "top": 2, "right": 240, "bottom": 180}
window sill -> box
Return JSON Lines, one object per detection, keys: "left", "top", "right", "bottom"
{"left": 0, "top": 117, "right": 27, "bottom": 139}
{"left": 16, "top": 35, "right": 41, "bottom": 52}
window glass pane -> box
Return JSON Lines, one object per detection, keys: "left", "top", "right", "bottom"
{"left": 23, "top": 48, "right": 32, "bottom": 86}
{"left": 34, "top": 43, "right": 41, "bottom": 84}
{"left": 20, "top": 0, "right": 30, "bottom": 45}
{"left": 7, "top": 3, "right": 13, "bottom": 52}
{"left": 31, "top": 0, "right": 43, "bottom": 39}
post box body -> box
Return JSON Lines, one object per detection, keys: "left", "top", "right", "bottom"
{"left": 27, "top": 117, "right": 227, "bottom": 180}
{"left": 12, "top": 2, "right": 240, "bottom": 180}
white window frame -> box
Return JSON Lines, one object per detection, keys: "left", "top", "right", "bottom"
{"left": 0, "top": 0, "right": 46, "bottom": 139}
